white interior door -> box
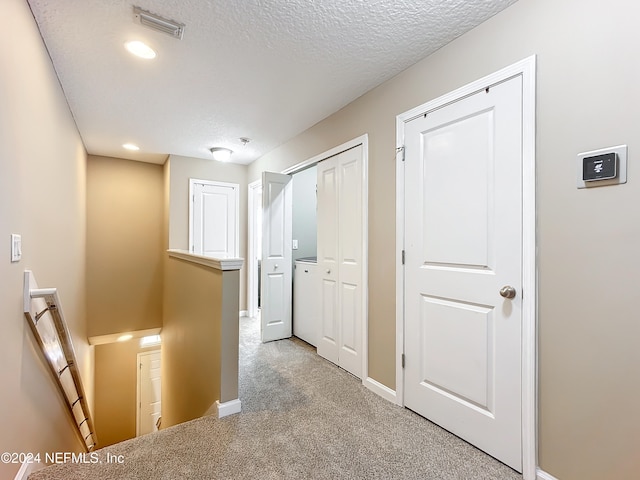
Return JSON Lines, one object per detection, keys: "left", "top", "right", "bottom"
{"left": 317, "top": 146, "right": 363, "bottom": 378}
{"left": 190, "top": 179, "right": 239, "bottom": 257}
{"left": 261, "top": 172, "right": 293, "bottom": 342}
{"left": 137, "top": 350, "right": 161, "bottom": 436}
{"left": 403, "top": 76, "right": 523, "bottom": 470}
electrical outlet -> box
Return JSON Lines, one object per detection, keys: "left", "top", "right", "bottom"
{"left": 11, "top": 234, "right": 22, "bottom": 262}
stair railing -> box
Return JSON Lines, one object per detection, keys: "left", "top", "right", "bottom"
{"left": 23, "top": 270, "right": 97, "bottom": 451}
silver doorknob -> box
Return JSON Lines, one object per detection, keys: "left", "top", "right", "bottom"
{"left": 274, "top": 264, "right": 279, "bottom": 270}
{"left": 326, "top": 269, "right": 331, "bottom": 274}
{"left": 500, "top": 286, "right": 516, "bottom": 299}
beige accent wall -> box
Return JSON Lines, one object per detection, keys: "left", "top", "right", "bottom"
{"left": 167, "top": 155, "right": 248, "bottom": 310}
{"left": 248, "top": 0, "right": 640, "bottom": 478}
{"left": 161, "top": 257, "right": 221, "bottom": 427}
{"left": 94, "top": 341, "right": 160, "bottom": 447}
{"left": 86, "top": 155, "right": 164, "bottom": 337}
{"left": 0, "top": 0, "right": 91, "bottom": 476}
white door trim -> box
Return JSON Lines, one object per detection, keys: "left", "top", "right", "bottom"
{"left": 395, "top": 56, "right": 536, "bottom": 479}
{"left": 136, "top": 349, "right": 162, "bottom": 437}
{"left": 248, "top": 135, "right": 369, "bottom": 383}
{"left": 247, "top": 179, "right": 262, "bottom": 318}
{"left": 188, "top": 178, "right": 240, "bottom": 256}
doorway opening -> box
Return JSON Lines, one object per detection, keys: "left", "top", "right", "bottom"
{"left": 137, "top": 349, "right": 162, "bottom": 436}
{"left": 247, "top": 135, "right": 369, "bottom": 380}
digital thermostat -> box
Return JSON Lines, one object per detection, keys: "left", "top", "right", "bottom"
{"left": 583, "top": 152, "right": 617, "bottom": 181}
{"left": 577, "top": 145, "right": 627, "bottom": 189}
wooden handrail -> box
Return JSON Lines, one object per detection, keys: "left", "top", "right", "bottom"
{"left": 23, "top": 271, "right": 97, "bottom": 452}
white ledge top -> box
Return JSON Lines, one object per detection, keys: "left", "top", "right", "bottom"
{"left": 167, "top": 250, "right": 244, "bottom": 271}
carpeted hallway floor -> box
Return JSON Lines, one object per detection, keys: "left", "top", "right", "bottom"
{"left": 30, "top": 316, "right": 521, "bottom": 479}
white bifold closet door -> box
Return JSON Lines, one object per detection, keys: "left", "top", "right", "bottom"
{"left": 261, "top": 171, "right": 293, "bottom": 343}
{"left": 317, "top": 145, "right": 363, "bottom": 378}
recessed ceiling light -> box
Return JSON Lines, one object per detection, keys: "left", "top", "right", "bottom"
{"left": 117, "top": 334, "right": 133, "bottom": 342}
{"left": 124, "top": 40, "right": 156, "bottom": 59}
{"left": 140, "top": 335, "right": 162, "bottom": 347}
{"left": 123, "top": 143, "right": 140, "bottom": 151}
{"left": 210, "top": 147, "right": 233, "bottom": 162}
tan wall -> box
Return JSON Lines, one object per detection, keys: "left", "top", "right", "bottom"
{"left": 86, "top": 155, "right": 164, "bottom": 337}
{"left": 248, "top": 0, "right": 640, "bottom": 478}
{"left": 167, "top": 155, "right": 248, "bottom": 310}
{"left": 0, "top": 0, "right": 91, "bottom": 476}
{"left": 162, "top": 256, "right": 222, "bottom": 427}
{"left": 94, "top": 341, "right": 160, "bottom": 447}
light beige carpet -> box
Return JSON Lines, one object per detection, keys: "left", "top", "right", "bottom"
{"left": 30, "top": 316, "right": 521, "bottom": 479}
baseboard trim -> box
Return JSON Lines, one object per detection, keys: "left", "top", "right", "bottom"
{"left": 216, "top": 399, "right": 242, "bottom": 418}
{"left": 537, "top": 468, "right": 560, "bottom": 480}
{"left": 239, "top": 310, "right": 248, "bottom": 317}
{"left": 14, "top": 460, "right": 41, "bottom": 480}
{"left": 364, "top": 377, "right": 397, "bottom": 403}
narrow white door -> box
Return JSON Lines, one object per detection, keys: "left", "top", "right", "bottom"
{"left": 317, "top": 146, "right": 364, "bottom": 378}
{"left": 261, "top": 172, "right": 293, "bottom": 342}
{"left": 137, "top": 350, "right": 161, "bottom": 436}
{"left": 190, "top": 180, "right": 239, "bottom": 257}
{"left": 404, "top": 76, "right": 523, "bottom": 470}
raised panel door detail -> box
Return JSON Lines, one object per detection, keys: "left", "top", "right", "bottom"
{"left": 422, "top": 110, "right": 494, "bottom": 270}
{"left": 339, "top": 158, "right": 360, "bottom": 265}
{"left": 419, "top": 295, "right": 494, "bottom": 413}
{"left": 202, "top": 191, "right": 230, "bottom": 255}
{"left": 265, "top": 272, "right": 285, "bottom": 327}
{"left": 340, "top": 282, "right": 358, "bottom": 355}
{"left": 266, "top": 182, "right": 287, "bottom": 260}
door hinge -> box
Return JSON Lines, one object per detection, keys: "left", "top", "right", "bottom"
{"left": 401, "top": 250, "right": 405, "bottom": 265}
{"left": 401, "top": 353, "right": 406, "bottom": 368}
{"left": 396, "top": 146, "right": 405, "bottom": 162}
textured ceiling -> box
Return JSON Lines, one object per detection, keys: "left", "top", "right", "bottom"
{"left": 27, "top": 0, "right": 518, "bottom": 165}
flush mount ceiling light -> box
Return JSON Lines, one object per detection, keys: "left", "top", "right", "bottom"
{"left": 210, "top": 147, "right": 233, "bottom": 162}
{"left": 122, "top": 143, "right": 140, "bottom": 151}
{"left": 124, "top": 40, "right": 156, "bottom": 59}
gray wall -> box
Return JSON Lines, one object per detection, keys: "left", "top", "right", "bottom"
{"left": 248, "top": 0, "right": 640, "bottom": 478}
{"left": 292, "top": 165, "right": 318, "bottom": 261}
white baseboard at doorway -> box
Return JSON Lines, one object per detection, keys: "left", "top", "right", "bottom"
{"left": 239, "top": 310, "right": 248, "bottom": 317}
{"left": 216, "top": 399, "right": 242, "bottom": 418}
{"left": 364, "top": 377, "right": 396, "bottom": 404}
{"left": 537, "top": 468, "right": 560, "bottom": 480}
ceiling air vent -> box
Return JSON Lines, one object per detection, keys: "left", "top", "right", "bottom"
{"left": 133, "top": 6, "right": 185, "bottom": 40}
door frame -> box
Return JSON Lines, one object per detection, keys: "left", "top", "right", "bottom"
{"left": 247, "top": 135, "right": 369, "bottom": 379}
{"left": 247, "top": 180, "right": 262, "bottom": 318}
{"left": 136, "top": 349, "right": 161, "bottom": 437}
{"left": 188, "top": 178, "right": 240, "bottom": 256}
{"left": 395, "top": 56, "right": 537, "bottom": 479}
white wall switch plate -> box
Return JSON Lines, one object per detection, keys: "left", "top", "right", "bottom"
{"left": 292, "top": 239, "right": 299, "bottom": 250}
{"left": 11, "top": 234, "right": 22, "bottom": 262}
